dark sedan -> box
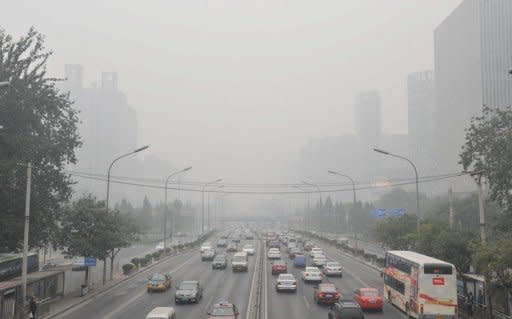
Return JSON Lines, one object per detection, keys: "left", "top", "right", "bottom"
{"left": 175, "top": 281, "right": 203, "bottom": 304}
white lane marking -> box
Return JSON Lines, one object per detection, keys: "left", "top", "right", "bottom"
{"left": 323, "top": 251, "right": 369, "bottom": 287}
{"left": 245, "top": 240, "right": 259, "bottom": 319}
{"left": 263, "top": 246, "right": 268, "bottom": 319}
{"left": 102, "top": 251, "right": 198, "bottom": 318}
{"left": 303, "top": 295, "right": 310, "bottom": 310}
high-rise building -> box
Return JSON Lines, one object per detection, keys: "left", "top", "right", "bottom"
{"left": 354, "top": 90, "right": 382, "bottom": 179}
{"left": 434, "top": 0, "right": 512, "bottom": 173}
{"left": 354, "top": 90, "right": 382, "bottom": 148}
{"left": 407, "top": 70, "right": 436, "bottom": 174}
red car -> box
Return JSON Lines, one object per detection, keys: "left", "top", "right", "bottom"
{"left": 208, "top": 301, "right": 239, "bottom": 319}
{"left": 313, "top": 283, "right": 341, "bottom": 304}
{"left": 354, "top": 287, "right": 383, "bottom": 311}
{"left": 271, "top": 261, "right": 287, "bottom": 275}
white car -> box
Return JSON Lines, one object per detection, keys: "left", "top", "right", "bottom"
{"left": 312, "top": 255, "right": 327, "bottom": 267}
{"left": 310, "top": 247, "right": 323, "bottom": 258}
{"left": 200, "top": 242, "right": 212, "bottom": 253}
{"left": 242, "top": 244, "right": 255, "bottom": 255}
{"left": 267, "top": 248, "right": 281, "bottom": 259}
{"left": 301, "top": 266, "right": 322, "bottom": 282}
{"left": 276, "top": 273, "right": 297, "bottom": 292}
{"left": 155, "top": 242, "right": 164, "bottom": 250}
{"left": 323, "top": 262, "right": 343, "bottom": 277}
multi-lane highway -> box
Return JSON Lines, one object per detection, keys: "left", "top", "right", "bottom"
{"left": 58, "top": 231, "right": 405, "bottom": 319}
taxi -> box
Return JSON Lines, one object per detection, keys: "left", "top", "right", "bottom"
{"left": 207, "top": 301, "right": 240, "bottom": 319}
{"left": 147, "top": 272, "right": 172, "bottom": 292}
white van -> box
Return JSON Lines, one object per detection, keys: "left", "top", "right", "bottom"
{"left": 146, "top": 307, "right": 176, "bottom": 319}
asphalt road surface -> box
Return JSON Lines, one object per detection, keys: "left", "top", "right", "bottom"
{"left": 58, "top": 233, "right": 404, "bottom": 319}
{"left": 59, "top": 236, "right": 258, "bottom": 319}
{"left": 265, "top": 238, "right": 406, "bottom": 319}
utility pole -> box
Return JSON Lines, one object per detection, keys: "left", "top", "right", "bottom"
{"left": 448, "top": 188, "right": 454, "bottom": 229}
{"left": 21, "top": 163, "right": 32, "bottom": 317}
{"left": 473, "top": 173, "right": 486, "bottom": 245}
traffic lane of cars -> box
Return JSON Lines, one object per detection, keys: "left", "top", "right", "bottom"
{"left": 266, "top": 244, "right": 403, "bottom": 319}
{"left": 59, "top": 250, "right": 198, "bottom": 319}
{"left": 113, "top": 239, "right": 258, "bottom": 319}
{"left": 318, "top": 243, "right": 406, "bottom": 318}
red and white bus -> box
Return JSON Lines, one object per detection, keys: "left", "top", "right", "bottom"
{"left": 383, "top": 250, "right": 457, "bottom": 319}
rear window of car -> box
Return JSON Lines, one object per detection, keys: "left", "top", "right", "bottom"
{"left": 361, "top": 290, "right": 379, "bottom": 297}
{"left": 342, "top": 308, "right": 363, "bottom": 317}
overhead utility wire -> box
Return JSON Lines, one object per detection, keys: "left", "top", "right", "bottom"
{"left": 68, "top": 171, "right": 468, "bottom": 195}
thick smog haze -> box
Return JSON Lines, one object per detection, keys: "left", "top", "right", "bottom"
{"left": 4, "top": 0, "right": 462, "bottom": 183}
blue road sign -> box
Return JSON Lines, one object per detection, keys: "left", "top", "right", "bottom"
{"left": 84, "top": 257, "right": 96, "bottom": 266}
{"left": 370, "top": 208, "right": 405, "bottom": 218}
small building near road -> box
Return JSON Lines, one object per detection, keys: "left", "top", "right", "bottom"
{"left": 0, "top": 270, "right": 64, "bottom": 319}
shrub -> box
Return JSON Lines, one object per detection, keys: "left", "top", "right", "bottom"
{"left": 131, "top": 257, "right": 140, "bottom": 267}
{"left": 122, "top": 263, "right": 135, "bottom": 275}
{"left": 165, "top": 247, "right": 171, "bottom": 254}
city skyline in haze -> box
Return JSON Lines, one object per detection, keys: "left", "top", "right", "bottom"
{"left": 4, "top": 0, "right": 463, "bottom": 185}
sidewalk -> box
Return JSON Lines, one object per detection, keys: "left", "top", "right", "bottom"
{"left": 41, "top": 250, "right": 186, "bottom": 319}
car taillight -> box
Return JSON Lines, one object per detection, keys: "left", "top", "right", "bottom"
{"left": 319, "top": 293, "right": 325, "bottom": 298}
{"left": 335, "top": 293, "right": 340, "bottom": 299}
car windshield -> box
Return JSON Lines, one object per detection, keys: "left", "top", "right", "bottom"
{"left": 280, "top": 274, "right": 294, "bottom": 280}
{"left": 233, "top": 256, "right": 246, "bottom": 262}
{"left": 244, "top": 245, "right": 253, "bottom": 249}
{"left": 274, "top": 261, "right": 285, "bottom": 266}
{"left": 211, "top": 306, "right": 235, "bottom": 316}
{"left": 178, "top": 283, "right": 197, "bottom": 290}
{"left": 361, "top": 290, "right": 379, "bottom": 297}
{"left": 150, "top": 274, "right": 166, "bottom": 281}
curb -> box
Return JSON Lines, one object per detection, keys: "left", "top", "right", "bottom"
{"left": 44, "top": 248, "right": 196, "bottom": 319}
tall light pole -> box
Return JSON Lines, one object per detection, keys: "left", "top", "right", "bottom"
{"left": 202, "top": 178, "right": 222, "bottom": 234}
{"left": 208, "top": 185, "right": 224, "bottom": 231}
{"left": 302, "top": 180, "right": 322, "bottom": 206}
{"left": 104, "top": 145, "right": 148, "bottom": 285}
{"left": 328, "top": 170, "right": 358, "bottom": 247}
{"left": 294, "top": 185, "right": 310, "bottom": 232}
{"left": 106, "top": 145, "right": 149, "bottom": 213}
{"left": 164, "top": 166, "right": 192, "bottom": 250}
{"left": 374, "top": 148, "right": 420, "bottom": 233}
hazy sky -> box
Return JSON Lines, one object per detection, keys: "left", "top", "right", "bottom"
{"left": 3, "top": 0, "right": 462, "bottom": 184}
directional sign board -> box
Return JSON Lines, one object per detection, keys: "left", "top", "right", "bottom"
{"left": 73, "top": 256, "right": 97, "bottom": 267}
{"left": 370, "top": 208, "right": 405, "bottom": 218}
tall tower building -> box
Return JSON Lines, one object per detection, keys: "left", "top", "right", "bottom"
{"left": 354, "top": 90, "right": 382, "bottom": 179}
{"left": 434, "top": 0, "right": 512, "bottom": 173}
{"left": 408, "top": 70, "right": 436, "bottom": 173}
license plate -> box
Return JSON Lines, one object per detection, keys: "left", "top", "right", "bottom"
{"left": 369, "top": 300, "right": 376, "bottom": 304}
{"left": 436, "top": 317, "right": 443, "bottom": 319}
{"left": 326, "top": 294, "right": 332, "bottom": 298}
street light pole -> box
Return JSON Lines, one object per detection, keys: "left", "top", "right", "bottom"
{"left": 201, "top": 178, "right": 222, "bottom": 234}
{"left": 294, "top": 185, "right": 310, "bottom": 233}
{"left": 302, "top": 180, "right": 322, "bottom": 206}
{"left": 104, "top": 145, "right": 149, "bottom": 285}
{"left": 164, "top": 167, "right": 192, "bottom": 250}
{"left": 328, "top": 170, "right": 358, "bottom": 248}
{"left": 207, "top": 185, "right": 224, "bottom": 231}
{"left": 373, "top": 148, "right": 420, "bottom": 234}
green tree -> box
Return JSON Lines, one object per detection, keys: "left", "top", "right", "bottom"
{"left": 460, "top": 105, "right": 512, "bottom": 214}
{"left": 0, "top": 28, "right": 81, "bottom": 251}
{"left": 58, "top": 195, "right": 110, "bottom": 285}
{"left": 140, "top": 195, "right": 153, "bottom": 230}
{"left": 106, "top": 211, "right": 142, "bottom": 281}
{"left": 373, "top": 214, "right": 417, "bottom": 249}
